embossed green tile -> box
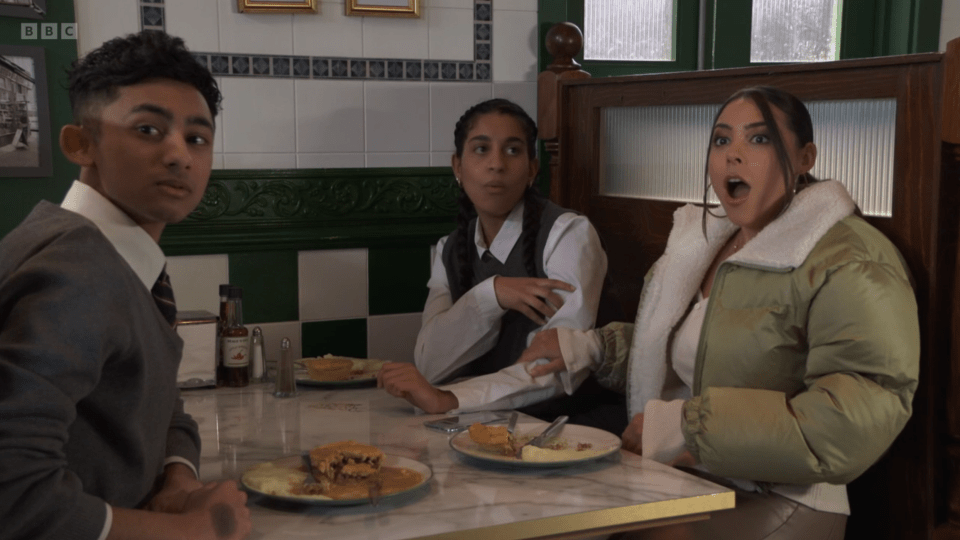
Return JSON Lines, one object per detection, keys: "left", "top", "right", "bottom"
{"left": 228, "top": 251, "right": 298, "bottom": 324}
{"left": 368, "top": 244, "right": 432, "bottom": 316}
{"left": 301, "top": 319, "right": 367, "bottom": 358}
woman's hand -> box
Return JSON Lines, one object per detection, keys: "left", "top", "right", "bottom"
{"left": 146, "top": 463, "right": 204, "bottom": 513}
{"left": 377, "top": 362, "right": 458, "bottom": 413}
{"left": 493, "top": 277, "right": 576, "bottom": 325}
{"left": 669, "top": 451, "right": 698, "bottom": 468}
{"left": 621, "top": 413, "right": 644, "bottom": 455}
{"left": 515, "top": 328, "right": 567, "bottom": 378}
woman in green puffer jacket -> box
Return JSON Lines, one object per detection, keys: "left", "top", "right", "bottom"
{"left": 516, "top": 86, "right": 919, "bottom": 539}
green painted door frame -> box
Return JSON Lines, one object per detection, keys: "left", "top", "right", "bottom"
{"left": 540, "top": 0, "right": 943, "bottom": 73}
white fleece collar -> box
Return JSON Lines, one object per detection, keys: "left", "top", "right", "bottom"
{"left": 626, "top": 180, "right": 855, "bottom": 417}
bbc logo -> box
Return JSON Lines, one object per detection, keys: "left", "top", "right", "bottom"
{"left": 21, "top": 23, "right": 77, "bottom": 40}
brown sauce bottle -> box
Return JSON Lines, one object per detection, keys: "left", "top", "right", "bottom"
{"left": 221, "top": 286, "right": 249, "bottom": 387}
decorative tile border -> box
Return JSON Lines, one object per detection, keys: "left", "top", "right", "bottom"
{"left": 140, "top": 0, "right": 492, "bottom": 82}
{"left": 160, "top": 168, "right": 459, "bottom": 255}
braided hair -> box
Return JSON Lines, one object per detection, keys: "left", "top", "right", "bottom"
{"left": 452, "top": 98, "right": 541, "bottom": 293}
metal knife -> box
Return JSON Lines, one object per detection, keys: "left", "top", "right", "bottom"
{"left": 515, "top": 415, "right": 568, "bottom": 458}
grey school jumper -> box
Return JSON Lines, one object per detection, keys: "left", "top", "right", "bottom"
{"left": 0, "top": 202, "right": 200, "bottom": 540}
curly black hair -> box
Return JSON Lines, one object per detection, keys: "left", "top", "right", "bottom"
{"left": 451, "top": 98, "right": 542, "bottom": 292}
{"left": 67, "top": 30, "right": 221, "bottom": 126}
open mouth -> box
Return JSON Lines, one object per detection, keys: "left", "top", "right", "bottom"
{"left": 726, "top": 177, "right": 750, "bottom": 199}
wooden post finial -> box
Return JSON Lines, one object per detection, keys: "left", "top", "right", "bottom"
{"left": 545, "top": 22, "right": 584, "bottom": 73}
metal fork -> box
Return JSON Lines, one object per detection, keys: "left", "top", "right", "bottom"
{"left": 506, "top": 411, "right": 519, "bottom": 435}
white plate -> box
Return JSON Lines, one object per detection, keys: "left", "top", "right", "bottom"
{"left": 449, "top": 421, "right": 622, "bottom": 468}
{"left": 241, "top": 454, "right": 431, "bottom": 506}
{"left": 294, "top": 358, "right": 386, "bottom": 388}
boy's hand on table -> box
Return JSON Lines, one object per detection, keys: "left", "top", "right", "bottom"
{"left": 377, "top": 362, "right": 458, "bottom": 413}
{"left": 146, "top": 463, "right": 204, "bottom": 513}
{"left": 180, "top": 481, "right": 252, "bottom": 540}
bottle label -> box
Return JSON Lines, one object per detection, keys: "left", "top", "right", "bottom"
{"left": 222, "top": 336, "right": 250, "bottom": 367}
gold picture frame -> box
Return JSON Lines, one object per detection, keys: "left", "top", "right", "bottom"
{"left": 345, "top": 0, "right": 420, "bottom": 18}
{"left": 237, "top": 0, "right": 317, "bottom": 14}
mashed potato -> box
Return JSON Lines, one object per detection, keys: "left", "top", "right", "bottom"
{"left": 242, "top": 462, "right": 332, "bottom": 500}
{"left": 520, "top": 445, "right": 608, "bottom": 463}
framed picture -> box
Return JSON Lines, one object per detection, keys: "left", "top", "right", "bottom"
{"left": 346, "top": 0, "right": 420, "bottom": 18}
{"left": 0, "top": 0, "right": 46, "bottom": 20}
{"left": 237, "top": 0, "right": 317, "bottom": 13}
{"left": 0, "top": 45, "right": 52, "bottom": 178}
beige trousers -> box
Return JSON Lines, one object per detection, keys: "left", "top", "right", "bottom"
{"left": 614, "top": 488, "right": 847, "bottom": 540}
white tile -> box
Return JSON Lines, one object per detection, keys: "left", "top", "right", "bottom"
{"left": 211, "top": 154, "right": 225, "bottom": 170}
{"left": 218, "top": 0, "right": 293, "bottom": 55}
{"left": 219, "top": 78, "right": 296, "bottom": 153}
{"left": 165, "top": 254, "right": 230, "bottom": 314}
{"left": 297, "top": 153, "right": 366, "bottom": 169}
{"left": 493, "top": 82, "right": 537, "bottom": 124}
{"left": 366, "top": 153, "right": 430, "bottom": 167}
{"left": 367, "top": 313, "right": 423, "bottom": 364}
{"left": 431, "top": 152, "right": 456, "bottom": 167}
{"left": 362, "top": 13, "right": 429, "bottom": 59}
{"left": 294, "top": 5, "right": 363, "bottom": 57}
{"left": 214, "top": 78, "right": 225, "bottom": 154}
{"left": 941, "top": 0, "right": 960, "bottom": 51}
{"left": 422, "top": 0, "right": 473, "bottom": 8}
{"left": 74, "top": 0, "right": 139, "bottom": 56}
{"left": 222, "top": 153, "right": 297, "bottom": 169}
{"left": 492, "top": 10, "right": 538, "bottom": 82}
{"left": 295, "top": 80, "right": 365, "bottom": 153}
{"left": 298, "top": 249, "right": 368, "bottom": 321}
{"left": 245, "top": 321, "right": 301, "bottom": 363}
{"left": 493, "top": 0, "right": 538, "bottom": 11}
{"left": 364, "top": 82, "right": 430, "bottom": 152}
{"left": 427, "top": 8, "right": 474, "bottom": 61}
{"left": 166, "top": 0, "right": 221, "bottom": 52}
{"left": 429, "top": 83, "right": 493, "bottom": 152}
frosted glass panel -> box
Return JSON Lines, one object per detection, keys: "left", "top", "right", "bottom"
{"left": 600, "top": 99, "right": 896, "bottom": 217}
{"left": 584, "top": 0, "right": 675, "bottom": 61}
{"left": 751, "top": 0, "right": 843, "bottom": 63}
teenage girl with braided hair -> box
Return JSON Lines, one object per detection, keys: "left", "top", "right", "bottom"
{"left": 378, "top": 98, "right": 626, "bottom": 433}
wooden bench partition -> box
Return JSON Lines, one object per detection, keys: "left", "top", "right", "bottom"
{"left": 539, "top": 24, "right": 960, "bottom": 540}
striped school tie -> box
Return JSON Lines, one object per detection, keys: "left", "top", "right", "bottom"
{"left": 152, "top": 267, "right": 178, "bottom": 327}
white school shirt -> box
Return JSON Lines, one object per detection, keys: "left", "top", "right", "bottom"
{"left": 61, "top": 180, "right": 200, "bottom": 540}
{"left": 415, "top": 200, "right": 608, "bottom": 412}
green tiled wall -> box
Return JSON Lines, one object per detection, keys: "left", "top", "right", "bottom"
{"left": 369, "top": 244, "right": 432, "bottom": 316}
{"left": 230, "top": 250, "right": 299, "bottom": 324}
{"left": 302, "top": 319, "right": 367, "bottom": 358}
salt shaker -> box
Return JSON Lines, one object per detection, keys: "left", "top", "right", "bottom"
{"left": 250, "top": 327, "right": 265, "bottom": 382}
{"left": 273, "top": 337, "right": 297, "bottom": 398}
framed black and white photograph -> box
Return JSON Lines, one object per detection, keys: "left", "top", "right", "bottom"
{"left": 0, "top": 0, "right": 46, "bottom": 20}
{"left": 0, "top": 45, "right": 52, "bottom": 178}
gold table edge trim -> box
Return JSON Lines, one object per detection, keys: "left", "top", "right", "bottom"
{"left": 413, "top": 490, "right": 736, "bottom": 540}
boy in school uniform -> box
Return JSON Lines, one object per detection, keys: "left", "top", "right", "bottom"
{"left": 0, "top": 31, "right": 251, "bottom": 540}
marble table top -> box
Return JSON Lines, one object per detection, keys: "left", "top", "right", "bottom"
{"left": 182, "top": 383, "right": 734, "bottom": 540}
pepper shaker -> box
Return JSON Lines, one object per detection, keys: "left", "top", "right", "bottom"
{"left": 273, "top": 337, "right": 297, "bottom": 398}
